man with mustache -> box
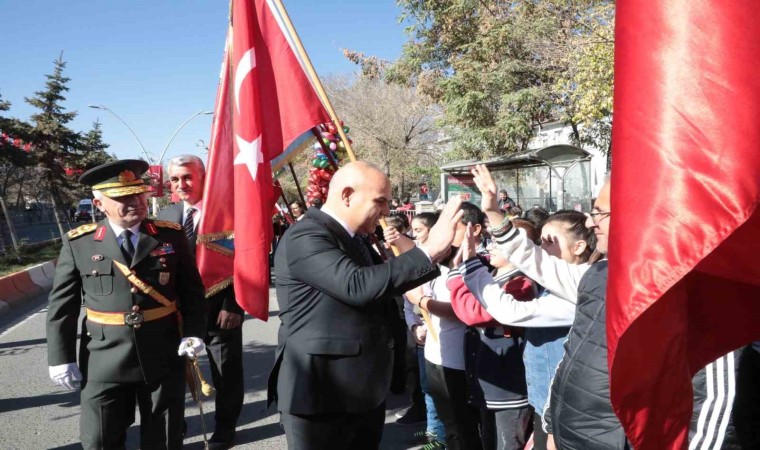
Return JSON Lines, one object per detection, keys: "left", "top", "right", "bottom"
{"left": 160, "top": 154, "right": 244, "bottom": 449}
{"left": 46, "top": 159, "right": 207, "bottom": 450}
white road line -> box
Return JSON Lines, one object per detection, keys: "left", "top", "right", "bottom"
{"left": 0, "top": 306, "right": 48, "bottom": 339}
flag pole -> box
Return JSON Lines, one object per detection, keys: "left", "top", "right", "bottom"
{"left": 270, "top": 0, "right": 356, "bottom": 162}
{"left": 270, "top": 0, "right": 438, "bottom": 342}
{"left": 287, "top": 163, "right": 307, "bottom": 206}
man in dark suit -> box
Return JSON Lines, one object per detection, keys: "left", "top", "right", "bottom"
{"left": 160, "top": 154, "right": 244, "bottom": 449}
{"left": 268, "top": 161, "right": 464, "bottom": 449}
{"left": 46, "top": 159, "right": 207, "bottom": 450}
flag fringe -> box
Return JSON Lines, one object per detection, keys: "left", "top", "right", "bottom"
{"left": 205, "top": 277, "right": 234, "bottom": 297}
{"left": 197, "top": 231, "right": 235, "bottom": 244}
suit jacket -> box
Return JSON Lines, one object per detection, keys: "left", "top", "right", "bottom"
{"left": 46, "top": 219, "right": 207, "bottom": 384}
{"left": 158, "top": 203, "right": 243, "bottom": 331}
{"left": 268, "top": 207, "right": 439, "bottom": 415}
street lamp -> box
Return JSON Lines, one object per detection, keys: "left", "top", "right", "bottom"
{"left": 158, "top": 110, "right": 213, "bottom": 165}
{"left": 87, "top": 104, "right": 153, "bottom": 162}
{"left": 88, "top": 104, "right": 212, "bottom": 216}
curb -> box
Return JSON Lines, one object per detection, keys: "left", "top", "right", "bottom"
{"left": 0, "top": 259, "right": 57, "bottom": 317}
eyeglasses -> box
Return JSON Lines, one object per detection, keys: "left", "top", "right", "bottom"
{"left": 585, "top": 210, "right": 611, "bottom": 223}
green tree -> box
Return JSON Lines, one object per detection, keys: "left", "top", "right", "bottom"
{"left": 349, "top": 0, "right": 615, "bottom": 158}
{"left": 71, "top": 120, "right": 115, "bottom": 200}
{"left": 25, "top": 54, "right": 82, "bottom": 235}
{"left": 0, "top": 93, "right": 36, "bottom": 215}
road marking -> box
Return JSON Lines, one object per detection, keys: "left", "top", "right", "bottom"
{"left": 0, "top": 306, "right": 48, "bottom": 339}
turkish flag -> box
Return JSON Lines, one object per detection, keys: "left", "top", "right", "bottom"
{"left": 197, "top": 0, "right": 329, "bottom": 321}
{"left": 607, "top": 2, "right": 760, "bottom": 449}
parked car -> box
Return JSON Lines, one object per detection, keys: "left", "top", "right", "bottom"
{"left": 75, "top": 199, "right": 103, "bottom": 222}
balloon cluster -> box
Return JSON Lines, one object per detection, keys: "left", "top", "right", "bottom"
{"left": 306, "top": 122, "right": 351, "bottom": 206}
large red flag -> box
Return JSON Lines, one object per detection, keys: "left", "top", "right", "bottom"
{"left": 607, "top": 2, "right": 760, "bottom": 448}
{"left": 197, "top": 0, "right": 329, "bottom": 321}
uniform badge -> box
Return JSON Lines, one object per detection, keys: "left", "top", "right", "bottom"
{"left": 94, "top": 226, "right": 107, "bottom": 241}
{"left": 159, "top": 272, "right": 170, "bottom": 285}
{"left": 145, "top": 222, "right": 158, "bottom": 235}
{"left": 91, "top": 255, "right": 104, "bottom": 261}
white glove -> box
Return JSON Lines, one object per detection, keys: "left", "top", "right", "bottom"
{"left": 177, "top": 337, "right": 205, "bottom": 358}
{"left": 49, "top": 363, "right": 82, "bottom": 390}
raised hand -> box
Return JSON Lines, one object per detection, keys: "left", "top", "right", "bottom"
{"left": 420, "top": 197, "right": 464, "bottom": 264}
{"left": 471, "top": 164, "right": 506, "bottom": 230}
{"left": 471, "top": 164, "right": 499, "bottom": 213}
{"left": 461, "top": 222, "right": 477, "bottom": 262}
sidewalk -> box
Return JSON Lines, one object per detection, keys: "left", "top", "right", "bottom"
{"left": 0, "top": 260, "right": 56, "bottom": 317}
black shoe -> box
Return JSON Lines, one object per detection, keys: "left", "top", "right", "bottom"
{"left": 395, "top": 407, "right": 426, "bottom": 426}
{"left": 208, "top": 429, "right": 236, "bottom": 450}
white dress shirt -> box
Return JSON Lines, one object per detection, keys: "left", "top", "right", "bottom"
{"left": 183, "top": 199, "right": 204, "bottom": 230}
{"left": 109, "top": 221, "right": 140, "bottom": 249}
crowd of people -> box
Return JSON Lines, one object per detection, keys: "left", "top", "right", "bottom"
{"left": 45, "top": 156, "right": 758, "bottom": 450}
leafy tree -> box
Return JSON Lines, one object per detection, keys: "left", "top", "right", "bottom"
{"left": 348, "top": 0, "right": 615, "bottom": 158}
{"left": 25, "top": 53, "right": 82, "bottom": 234}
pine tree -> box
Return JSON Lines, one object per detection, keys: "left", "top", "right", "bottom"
{"left": 25, "top": 53, "right": 81, "bottom": 235}
{"left": 72, "top": 120, "right": 114, "bottom": 200}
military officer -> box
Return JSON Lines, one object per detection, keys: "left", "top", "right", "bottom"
{"left": 46, "top": 159, "right": 208, "bottom": 450}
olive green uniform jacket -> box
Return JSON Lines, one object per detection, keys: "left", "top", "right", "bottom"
{"left": 46, "top": 219, "right": 207, "bottom": 384}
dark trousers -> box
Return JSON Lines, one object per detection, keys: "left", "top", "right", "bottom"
{"left": 405, "top": 329, "right": 425, "bottom": 413}
{"left": 280, "top": 402, "right": 386, "bottom": 450}
{"left": 80, "top": 368, "right": 185, "bottom": 450}
{"left": 426, "top": 360, "right": 482, "bottom": 450}
{"left": 735, "top": 345, "right": 760, "bottom": 448}
{"left": 531, "top": 410, "right": 548, "bottom": 450}
{"left": 480, "top": 406, "right": 533, "bottom": 450}
{"left": 205, "top": 325, "right": 244, "bottom": 432}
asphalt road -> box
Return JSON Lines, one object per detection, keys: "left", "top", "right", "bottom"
{"left": 0, "top": 288, "right": 429, "bottom": 449}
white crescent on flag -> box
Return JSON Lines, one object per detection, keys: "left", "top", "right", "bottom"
{"left": 233, "top": 47, "right": 264, "bottom": 181}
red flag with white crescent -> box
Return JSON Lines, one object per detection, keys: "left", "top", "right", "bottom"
{"left": 198, "top": 0, "right": 329, "bottom": 320}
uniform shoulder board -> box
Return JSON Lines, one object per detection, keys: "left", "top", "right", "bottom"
{"left": 152, "top": 220, "right": 182, "bottom": 231}
{"left": 67, "top": 223, "right": 98, "bottom": 240}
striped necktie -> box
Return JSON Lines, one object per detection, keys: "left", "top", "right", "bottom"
{"left": 184, "top": 207, "right": 196, "bottom": 243}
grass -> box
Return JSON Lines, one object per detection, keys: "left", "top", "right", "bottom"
{"left": 0, "top": 241, "right": 61, "bottom": 277}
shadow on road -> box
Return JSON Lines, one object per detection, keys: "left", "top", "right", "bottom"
{"left": 0, "top": 390, "right": 79, "bottom": 414}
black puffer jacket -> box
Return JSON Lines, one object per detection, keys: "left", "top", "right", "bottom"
{"left": 544, "top": 261, "right": 628, "bottom": 450}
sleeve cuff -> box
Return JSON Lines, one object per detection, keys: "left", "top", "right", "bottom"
{"left": 459, "top": 256, "right": 484, "bottom": 276}
{"left": 494, "top": 225, "right": 520, "bottom": 245}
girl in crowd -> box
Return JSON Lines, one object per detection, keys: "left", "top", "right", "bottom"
{"left": 400, "top": 212, "right": 446, "bottom": 447}
{"left": 456, "top": 210, "right": 596, "bottom": 450}
{"left": 448, "top": 219, "right": 541, "bottom": 450}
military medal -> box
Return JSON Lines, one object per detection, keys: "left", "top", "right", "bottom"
{"left": 92, "top": 254, "right": 104, "bottom": 261}
{"left": 159, "top": 272, "right": 170, "bottom": 285}
{"left": 150, "top": 243, "right": 175, "bottom": 257}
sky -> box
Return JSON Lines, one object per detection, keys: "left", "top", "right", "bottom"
{"left": 0, "top": 0, "right": 409, "bottom": 163}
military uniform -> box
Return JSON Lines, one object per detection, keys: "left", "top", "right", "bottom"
{"left": 46, "top": 160, "right": 207, "bottom": 450}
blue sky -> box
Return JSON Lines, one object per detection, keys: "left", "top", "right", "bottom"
{"left": 0, "top": 0, "right": 408, "bottom": 163}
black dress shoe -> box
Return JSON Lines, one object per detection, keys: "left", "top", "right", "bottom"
{"left": 208, "top": 429, "right": 236, "bottom": 450}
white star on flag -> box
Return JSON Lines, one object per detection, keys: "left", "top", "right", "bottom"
{"left": 234, "top": 134, "right": 263, "bottom": 181}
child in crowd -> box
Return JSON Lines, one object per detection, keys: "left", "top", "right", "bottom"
{"left": 390, "top": 202, "right": 488, "bottom": 450}
{"left": 458, "top": 210, "right": 596, "bottom": 449}
{"left": 398, "top": 212, "right": 446, "bottom": 447}
{"left": 447, "top": 219, "right": 540, "bottom": 450}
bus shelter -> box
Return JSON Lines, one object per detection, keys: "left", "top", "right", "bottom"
{"left": 440, "top": 144, "right": 594, "bottom": 212}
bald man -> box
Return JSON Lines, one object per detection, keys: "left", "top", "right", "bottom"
{"left": 268, "top": 162, "right": 463, "bottom": 449}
